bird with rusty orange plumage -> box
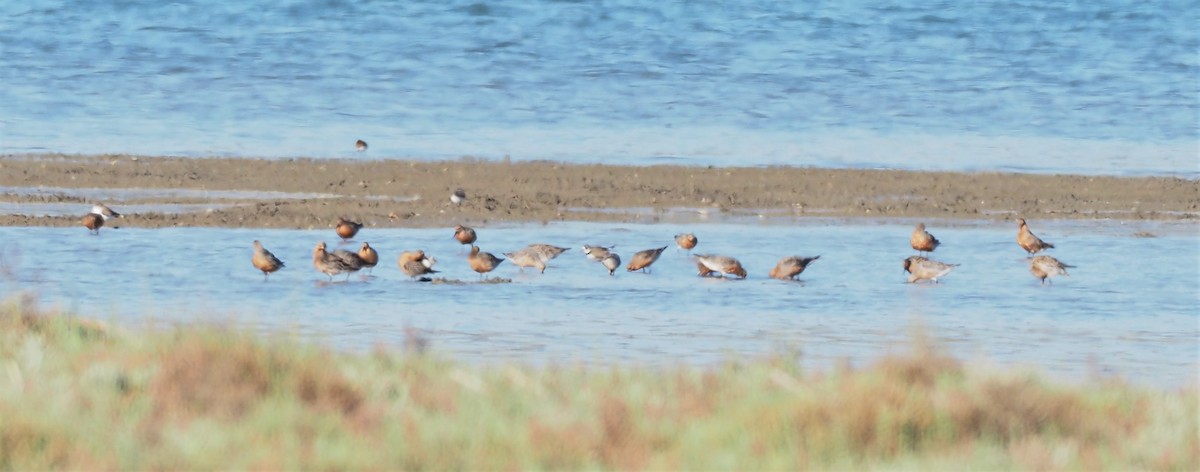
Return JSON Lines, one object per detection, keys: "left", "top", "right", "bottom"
{"left": 335, "top": 217, "right": 363, "bottom": 242}
{"left": 626, "top": 246, "right": 667, "bottom": 273}
{"left": 1016, "top": 218, "right": 1054, "bottom": 256}
{"left": 693, "top": 254, "right": 747, "bottom": 279}
{"left": 468, "top": 245, "right": 504, "bottom": 277}
{"left": 358, "top": 242, "right": 379, "bottom": 274}
{"left": 910, "top": 223, "right": 940, "bottom": 255}
{"left": 768, "top": 255, "right": 820, "bottom": 280}
{"left": 82, "top": 204, "right": 121, "bottom": 235}
{"left": 675, "top": 233, "right": 698, "bottom": 253}
{"left": 398, "top": 250, "right": 438, "bottom": 280}
{"left": 454, "top": 225, "right": 478, "bottom": 246}
{"left": 251, "top": 240, "right": 285, "bottom": 280}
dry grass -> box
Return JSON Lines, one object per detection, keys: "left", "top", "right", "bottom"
{"left": 0, "top": 296, "right": 1196, "bottom": 470}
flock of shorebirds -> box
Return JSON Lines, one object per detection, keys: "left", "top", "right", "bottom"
{"left": 82, "top": 199, "right": 1074, "bottom": 285}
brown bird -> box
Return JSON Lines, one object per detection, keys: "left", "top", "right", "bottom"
{"left": 468, "top": 245, "right": 504, "bottom": 277}
{"left": 902, "top": 256, "right": 958, "bottom": 284}
{"left": 251, "top": 240, "right": 285, "bottom": 279}
{"left": 358, "top": 242, "right": 379, "bottom": 274}
{"left": 693, "top": 254, "right": 747, "bottom": 279}
{"left": 1016, "top": 218, "right": 1054, "bottom": 256}
{"left": 675, "top": 233, "right": 698, "bottom": 252}
{"left": 505, "top": 243, "right": 570, "bottom": 273}
{"left": 454, "top": 225, "right": 478, "bottom": 245}
{"left": 82, "top": 204, "right": 121, "bottom": 235}
{"left": 336, "top": 217, "right": 363, "bottom": 242}
{"left": 910, "top": 223, "right": 941, "bottom": 254}
{"left": 355, "top": 139, "right": 368, "bottom": 152}
{"left": 601, "top": 253, "right": 621, "bottom": 276}
{"left": 398, "top": 250, "right": 438, "bottom": 280}
{"left": 768, "top": 255, "right": 820, "bottom": 280}
{"left": 313, "top": 241, "right": 364, "bottom": 281}
{"left": 1030, "top": 255, "right": 1073, "bottom": 285}
{"left": 626, "top": 246, "right": 668, "bottom": 273}
{"left": 582, "top": 244, "right": 615, "bottom": 261}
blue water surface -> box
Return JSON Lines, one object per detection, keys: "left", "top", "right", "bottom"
{"left": 0, "top": 0, "right": 1197, "bottom": 175}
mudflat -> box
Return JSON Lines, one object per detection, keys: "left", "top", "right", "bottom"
{"left": 0, "top": 154, "right": 1196, "bottom": 229}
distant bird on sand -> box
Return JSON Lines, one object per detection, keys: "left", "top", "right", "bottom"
{"left": 450, "top": 188, "right": 467, "bottom": 205}
{"left": 398, "top": 250, "right": 438, "bottom": 280}
{"left": 505, "top": 244, "right": 568, "bottom": 273}
{"left": 1016, "top": 218, "right": 1054, "bottom": 256}
{"left": 675, "top": 233, "right": 698, "bottom": 252}
{"left": 626, "top": 246, "right": 668, "bottom": 273}
{"left": 454, "top": 225, "right": 477, "bottom": 246}
{"left": 358, "top": 242, "right": 379, "bottom": 274}
{"left": 694, "top": 254, "right": 747, "bottom": 279}
{"left": 768, "top": 255, "right": 820, "bottom": 280}
{"left": 902, "top": 256, "right": 958, "bottom": 284}
{"left": 313, "top": 241, "right": 364, "bottom": 281}
{"left": 582, "top": 244, "right": 615, "bottom": 261}
{"left": 336, "top": 217, "right": 363, "bottom": 242}
{"left": 910, "top": 223, "right": 941, "bottom": 255}
{"left": 468, "top": 245, "right": 505, "bottom": 277}
{"left": 1030, "top": 255, "right": 1073, "bottom": 285}
{"left": 82, "top": 204, "right": 121, "bottom": 235}
{"left": 251, "top": 240, "right": 285, "bottom": 279}
{"left": 355, "top": 139, "right": 368, "bottom": 152}
{"left": 601, "top": 253, "right": 621, "bottom": 276}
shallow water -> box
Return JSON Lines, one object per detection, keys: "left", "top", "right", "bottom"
{"left": 1, "top": 220, "right": 1196, "bottom": 388}
{"left": 1, "top": 0, "right": 1196, "bottom": 175}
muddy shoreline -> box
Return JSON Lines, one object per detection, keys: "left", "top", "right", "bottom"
{"left": 0, "top": 154, "right": 1196, "bottom": 229}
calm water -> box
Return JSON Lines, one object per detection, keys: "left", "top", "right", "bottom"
{"left": 1, "top": 220, "right": 1196, "bottom": 388}
{"left": 1, "top": 0, "right": 1197, "bottom": 175}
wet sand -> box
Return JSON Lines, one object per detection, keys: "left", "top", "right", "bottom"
{"left": 0, "top": 154, "right": 1196, "bottom": 229}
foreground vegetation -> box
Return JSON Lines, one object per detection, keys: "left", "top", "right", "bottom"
{"left": 0, "top": 295, "right": 1195, "bottom": 470}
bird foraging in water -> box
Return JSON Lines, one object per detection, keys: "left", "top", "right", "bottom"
{"left": 910, "top": 223, "right": 941, "bottom": 255}
{"left": 626, "top": 246, "right": 667, "bottom": 273}
{"left": 251, "top": 240, "right": 285, "bottom": 279}
{"left": 902, "top": 256, "right": 958, "bottom": 284}
{"left": 505, "top": 244, "right": 569, "bottom": 274}
{"left": 82, "top": 204, "right": 121, "bottom": 235}
{"left": 335, "top": 217, "right": 363, "bottom": 242}
{"left": 355, "top": 139, "right": 368, "bottom": 152}
{"left": 450, "top": 188, "right": 466, "bottom": 205}
{"left": 693, "top": 254, "right": 747, "bottom": 279}
{"left": 313, "top": 241, "right": 364, "bottom": 281}
{"left": 358, "top": 242, "right": 379, "bottom": 274}
{"left": 675, "top": 233, "right": 698, "bottom": 253}
{"left": 1016, "top": 218, "right": 1054, "bottom": 256}
{"left": 453, "top": 225, "right": 477, "bottom": 246}
{"left": 1030, "top": 255, "right": 1073, "bottom": 284}
{"left": 468, "top": 245, "right": 504, "bottom": 277}
{"left": 768, "top": 255, "right": 820, "bottom": 280}
{"left": 601, "top": 253, "right": 621, "bottom": 276}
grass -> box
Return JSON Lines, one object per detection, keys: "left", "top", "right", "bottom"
{"left": 0, "top": 294, "right": 1196, "bottom": 470}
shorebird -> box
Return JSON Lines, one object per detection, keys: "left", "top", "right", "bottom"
{"left": 82, "top": 204, "right": 121, "bottom": 235}
{"left": 626, "top": 246, "right": 667, "bottom": 273}
{"left": 675, "top": 233, "right": 698, "bottom": 253}
{"left": 582, "top": 244, "right": 615, "bottom": 261}
{"left": 453, "top": 225, "right": 477, "bottom": 246}
{"left": 902, "top": 256, "right": 958, "bottom": 284}
{"left": 1016, "top": 218, "right": 1054, "bottom": 256}
{"left": 398, "top": 250, "right": 438, "bottom": 280}
{"left": 468, "top": 245, "right": 505, "bottom": 277}
{"left": 355, "top": 139, "right": 368, "bottom": 152}
{"left": 336, "top": 217, "right": 363, "bottom": 242}
{"left": 505, "top": 244, "right": 569, "bottom": 273}
{"left": 910, "top": 223, "right": 941, "bottom": 255}
{"left": 251, "top": 240, "right": 285, "bottom": 279}
{"left": 450, "top": 188, "right": 466, "bottom": 205}
{"left": 1030, "top": 255, "right": 1073, "bottom": 285}
{"left": 693, "top": 254, "right": 747, "bottom": 279}
{"left": 768, "top": 255, "right": 820, "bottom": 280}
{"left": 601, "top": 253, "right": 621, "bottom": 276}
{"left": 358, "top": 242, "right": 379, "bottom": 274}
{"left": 313, "top": 241, "right": 364, "bottom": 281}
